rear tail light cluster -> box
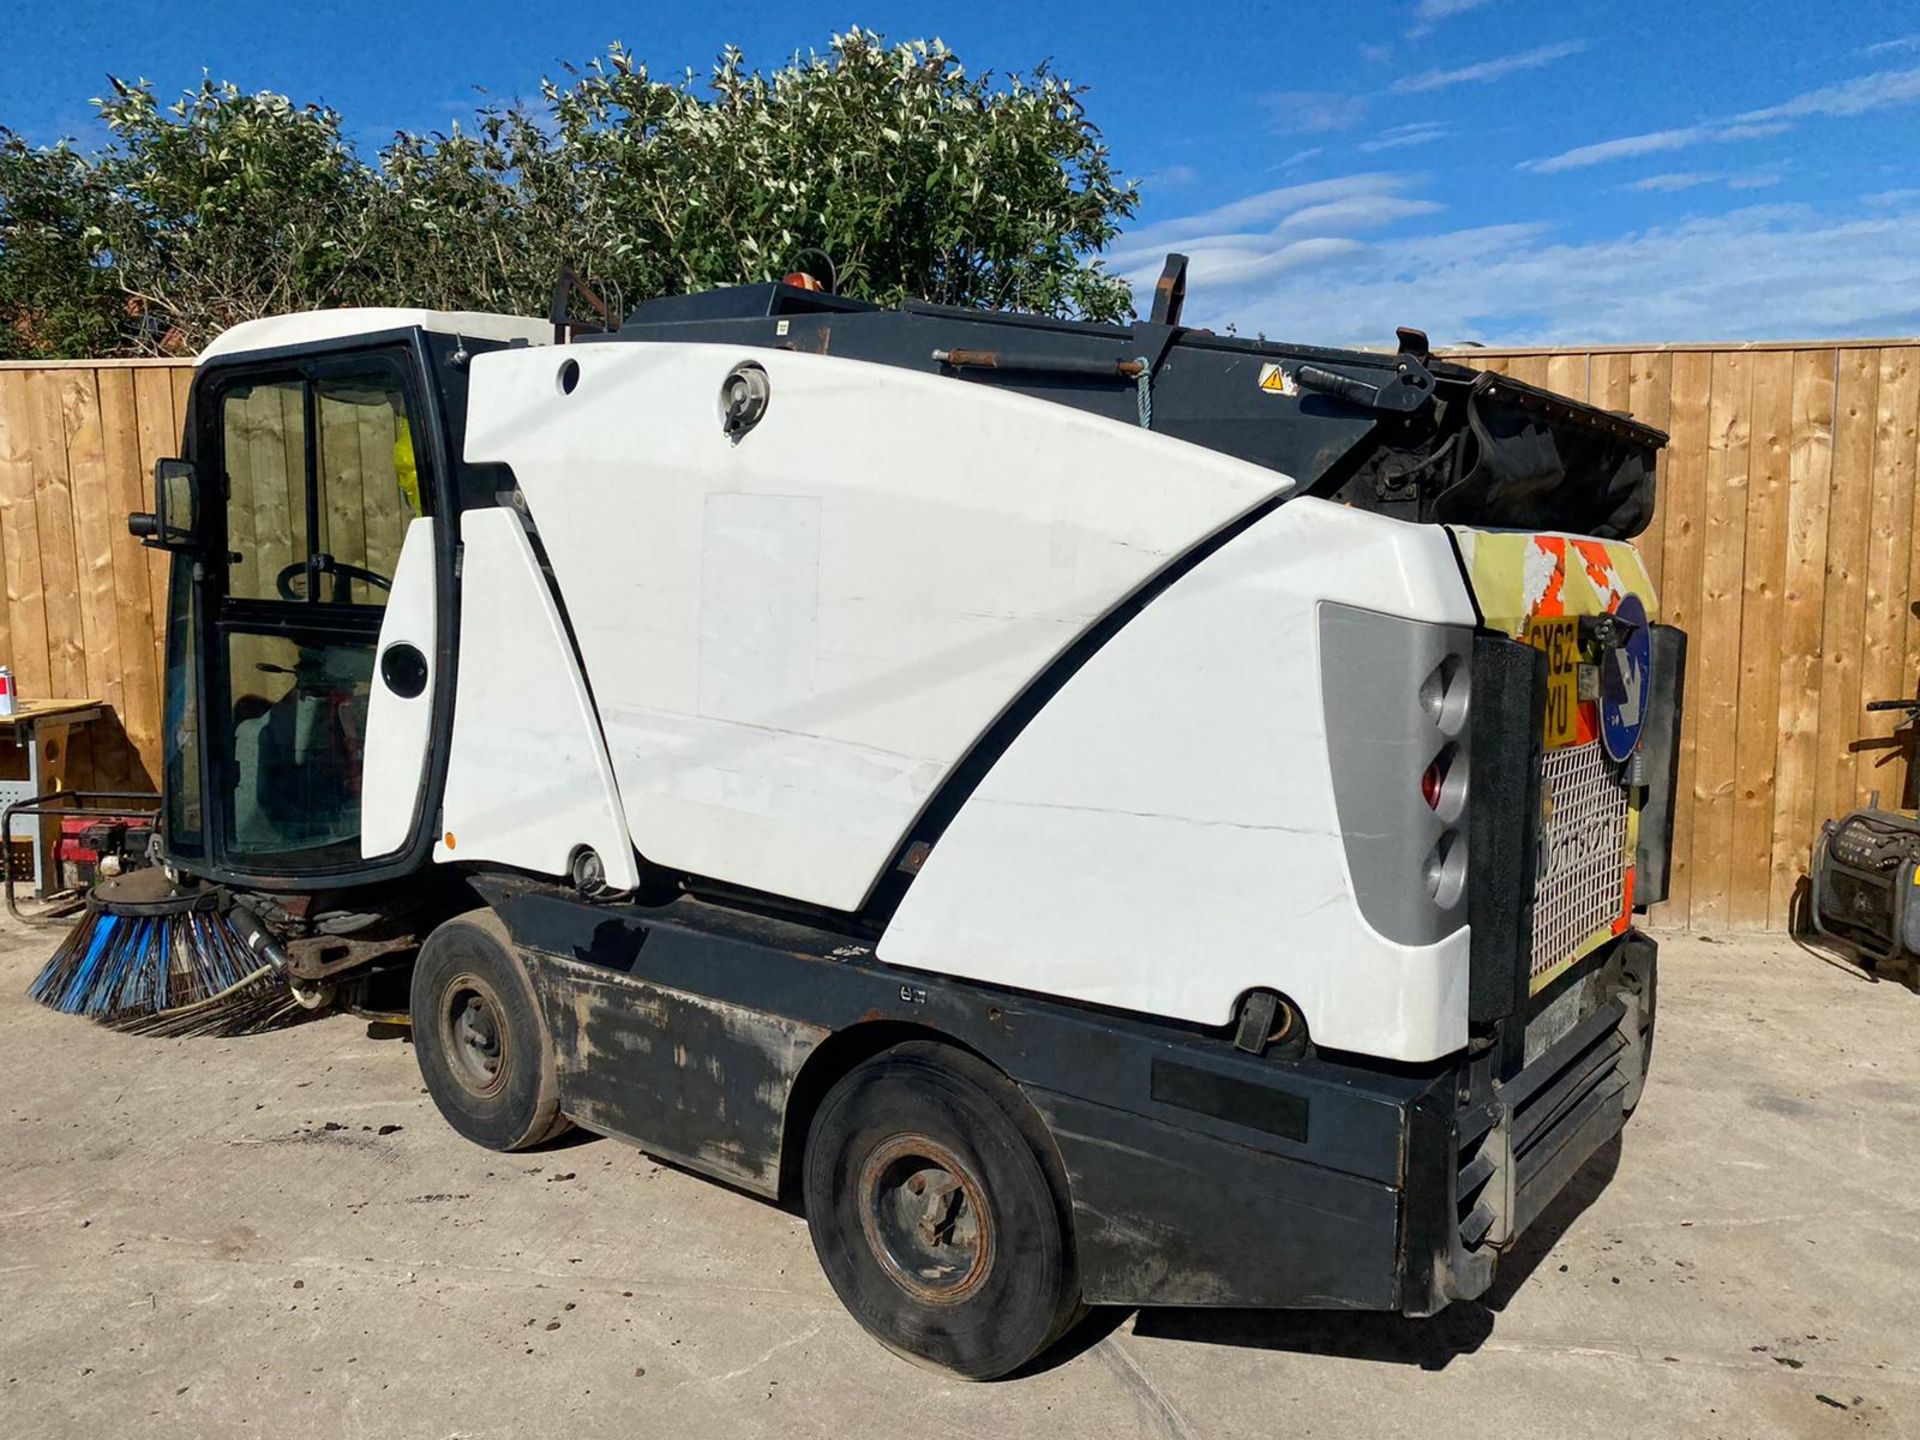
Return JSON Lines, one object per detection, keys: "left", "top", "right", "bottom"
{"left": 1420, "top": 654, "right": 1471, "bottom": 905}
{"left": 1319, "top": 605, "right": 1476, "bottom": 947}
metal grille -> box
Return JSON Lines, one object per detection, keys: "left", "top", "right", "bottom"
{"left": 1822, "top": 870, "right": 1890, "bottom": 928}
{"left": 1531, "top": 740, "right": 1629, "bottom": 980}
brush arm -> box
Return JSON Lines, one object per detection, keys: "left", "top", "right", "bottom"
{"left": 225, "top": 901, "right": 291, "bottom": 974}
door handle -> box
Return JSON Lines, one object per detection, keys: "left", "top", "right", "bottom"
{"left": 379, "top": 642, "right": 429, "bottom": 700}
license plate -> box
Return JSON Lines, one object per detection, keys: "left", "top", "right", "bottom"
{"left": 1528, "top": 616, "right": 1580, "bottom": 748}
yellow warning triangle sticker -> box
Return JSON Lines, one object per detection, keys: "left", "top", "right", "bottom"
{"left": 1257, "top": 362, "right": 1296, "bottom": 396}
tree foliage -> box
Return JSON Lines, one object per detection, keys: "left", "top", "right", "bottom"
{"left": 0, "top": 31, "right": 1138, "bottom": 358}
{"left": 0, "top": 136, "right": 122, "bottom": 357}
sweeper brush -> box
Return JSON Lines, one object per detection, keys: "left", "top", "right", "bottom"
{"left": 29, "top": 869, "right": 299, "bottom": 1037}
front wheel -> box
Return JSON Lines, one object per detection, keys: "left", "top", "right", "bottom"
{"left": 411, "top": 910, "right": 570, "bottom": 1151}
{"left": 803, "top": 1042, "right": 1079, "bottom": 1379}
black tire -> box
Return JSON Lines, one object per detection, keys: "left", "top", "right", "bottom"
{"left": 803, "top": 1041, "right": 1078, "bottom": 1379}
{"left": 411, "top": 909, "right": 570, "bottom": 1151}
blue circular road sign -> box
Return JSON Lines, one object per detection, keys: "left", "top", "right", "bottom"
{"left": 1599, "top": 592, "right": 1651, "bottom": 763}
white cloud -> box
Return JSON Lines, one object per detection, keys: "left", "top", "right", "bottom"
{"left": 1392, "top": 40, "right": 1589, "bottom": 94}
{"left": 1133, "top": 192, "right": 1920, "bottom": 346}
{"left": 1112, "top": 173, "right": 1439, "bottom": 291}
{"left": 1143, "top": 164, "right": 1198, "bottom": 190}
{"left": 1525, "top": 125, "right": 1720, "bottom": 172}
{"left": 1123, "top": 236, "right": 1367, "bottom": 291}
{"left": 1713, "top": 121, "right": 1794, "bottom": 142}
{"left": 1861, "top": 35, "right": 1920, "bottom": 56}
{"left": 1260, "top": 40, "right": 1582, "bottom": 146}
{"left": 1625, "top": 169, "right": 1782, "bottom": 193}
{"left": 1407, "top": 0, "right": 1499, "bottom": 37}
{"left": 1413, "top": 0, "right": 1498, "bottom": 19}
{"left": 1736, "top": 65, "right": 1920, "bottom": 121}
{"left": 1119, "top": 173, "right": 1414, "bottom": 254}
{"left": 1279, "top": 196, "right": 1445, "bottom": 232}
{"left": 1280, "top": 146, "right": 1325, "bottom": 169}
{"left": 1358, "top": 121, "right": 1452, "bottom": 153}
{"left": 1522, "top": 119, "right": 1788, "bottom": 173}
{"left": 1264, "top": 90, "right": 1370, "bottom": 133}
{"left": 1523, "top": 66, "right": 1920, "bottom": 172}
{"left": 1627, "top": 172, "right": 1716, "bottom": 192}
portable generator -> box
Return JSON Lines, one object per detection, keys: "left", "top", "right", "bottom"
{"left": 1809, "top": 697, "right": 1920, "bottom": 974}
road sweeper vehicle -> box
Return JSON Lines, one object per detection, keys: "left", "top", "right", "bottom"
{"left": 113, "top": 257, "right": 1681, "bottom": 1376}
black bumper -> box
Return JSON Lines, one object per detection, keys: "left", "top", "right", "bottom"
{"left": 1042, "top": 935, "right": 1655, "bottom": 1314}
{"left": 1410, "top": 941, "right": 1653, "bottom": 1314}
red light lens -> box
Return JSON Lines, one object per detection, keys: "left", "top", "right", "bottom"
{"left": 1421, "top": 756, "right": 1447, "bottom": 809}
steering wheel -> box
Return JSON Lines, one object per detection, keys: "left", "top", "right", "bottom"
{"left": 276, "top": 558, "right": 392, "bottom": 603}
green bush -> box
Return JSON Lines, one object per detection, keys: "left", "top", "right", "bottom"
{"left": 0, "top": 30, "right": 1137, "bottom": 359}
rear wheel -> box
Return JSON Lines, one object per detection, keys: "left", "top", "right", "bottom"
{"left": 803, "top": 1042, "right": 1078, "bottom": 1379}
{"left": 411, "top": 910, "right": 570, "bottom": 1151}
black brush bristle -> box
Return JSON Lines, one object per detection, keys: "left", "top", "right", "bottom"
{"left": 27, "top": 875, "right": 301, "bottom": 1038}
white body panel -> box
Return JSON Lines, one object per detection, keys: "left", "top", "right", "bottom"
{"left": 433, "top": 508, "right": 640, "bottom": 891}
{"left": 464, "top": 343, "right": 1295, "bottom": 910}
{"left": 359, "top": 518, "right": 439, "bottom": 858}
{"left": 878, "top": 498, "right": 1477, "bottom": 1063}
{"left": 199, "top": 309, "right": 547, "bottom": 364}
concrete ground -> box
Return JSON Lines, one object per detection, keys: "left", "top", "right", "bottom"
{"left": 1, "top": 920, "right": 1915, "bottom": 1440}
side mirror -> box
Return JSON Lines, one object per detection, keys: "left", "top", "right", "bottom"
{"left": 131, "top": 458, "right": 200, "bottom": 548}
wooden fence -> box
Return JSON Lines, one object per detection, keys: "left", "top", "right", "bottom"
{"left": 1441, "top": 341, "right": 1920, "bottom": 931}
{"left": 1, "top": 344, "right": 1916, "bottom": 929}
{"left": 0, "top": 359, "right": 190, "bottom": 797}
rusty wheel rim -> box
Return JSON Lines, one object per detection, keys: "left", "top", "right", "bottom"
{"left": 441, "top": 972, "right": 511, "bottom": 1099}
{"left": 857, "top": 1133, "right": 994, "bottom": 1304}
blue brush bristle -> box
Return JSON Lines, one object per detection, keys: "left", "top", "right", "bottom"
{"left": 29, "top": 902, "right": 291, "bottom": 1034}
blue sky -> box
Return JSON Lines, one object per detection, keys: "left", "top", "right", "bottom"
{"left": 6, "top": 0, "right": 1920, "bottom": 345}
